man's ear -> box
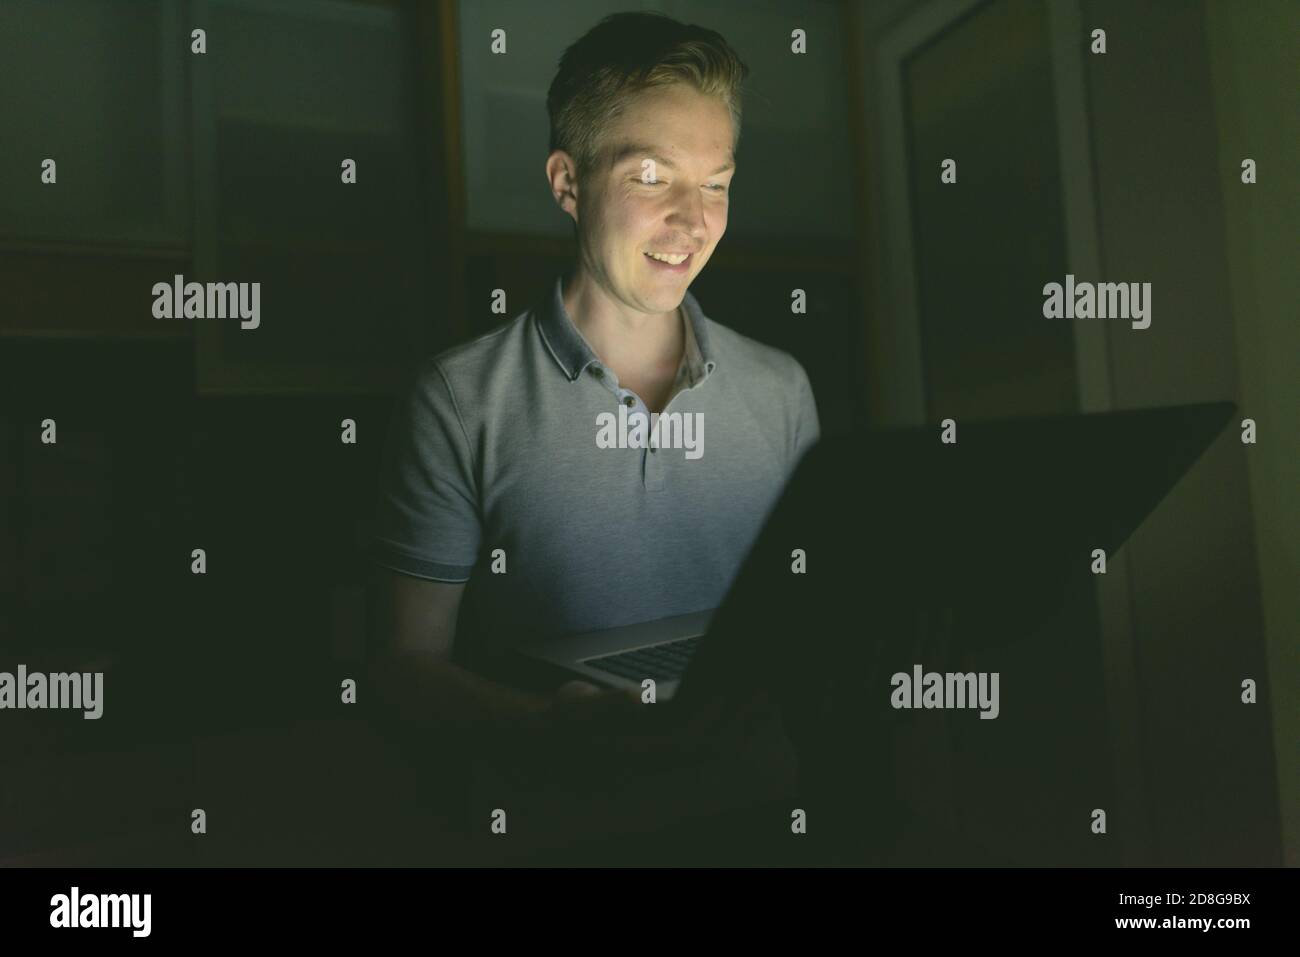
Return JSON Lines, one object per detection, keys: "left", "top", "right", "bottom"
{"left": 547, "top": 149, "right": 586, "bottom": 225}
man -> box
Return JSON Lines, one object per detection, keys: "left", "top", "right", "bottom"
{"left": 368, "top": 12, "right": 819, "bottom": 749}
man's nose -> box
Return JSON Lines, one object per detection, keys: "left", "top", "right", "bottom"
{"left": 665, "top": 184, "right": 708, "bottom": 239}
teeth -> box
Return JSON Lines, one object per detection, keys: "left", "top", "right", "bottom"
{"left": 646, "top": 252, "right": 689, "bottom": 265}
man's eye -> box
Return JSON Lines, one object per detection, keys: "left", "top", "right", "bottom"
{"left": 635, "top": 179, "right": 726, "bottom": 192}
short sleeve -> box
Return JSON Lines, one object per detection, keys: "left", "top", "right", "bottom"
{"left": 791, "top": 361, "right": 821, "bottom": 470}
{"left": 369, "top": 361, "right": 481, "bottom": 582}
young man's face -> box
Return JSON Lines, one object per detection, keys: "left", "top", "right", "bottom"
{"left": 558, "top": 84, "right": 736, "bottom": 316}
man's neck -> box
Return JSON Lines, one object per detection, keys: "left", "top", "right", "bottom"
{"left": 563, "top": 270, "right": 684, "bottom": 378}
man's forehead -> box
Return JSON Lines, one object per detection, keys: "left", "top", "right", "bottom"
{"left": 606, "top": 140, "right": 735, "bottom": 175}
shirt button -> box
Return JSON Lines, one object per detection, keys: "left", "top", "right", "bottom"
{"left": 622, "top": 396, "right": 635, "bottom": 407}
{"left": 590, "top": 366, "right": 604, "bottom": 378}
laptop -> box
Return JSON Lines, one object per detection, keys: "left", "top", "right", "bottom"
{"left": 508, "top": 609, "right": 715, "bottom": 701}
{"left": 508, "top": 401, "right": 1236, "bottom": 708}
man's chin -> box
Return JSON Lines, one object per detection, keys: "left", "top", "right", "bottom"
{"left": 637, "top": 289, "right": 687, "bottom": 314}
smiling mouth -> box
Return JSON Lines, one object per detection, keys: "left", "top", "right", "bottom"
{"left": 644, "top": 251, "right": 693, "bottom": 269}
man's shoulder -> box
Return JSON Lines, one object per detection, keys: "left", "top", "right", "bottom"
{"left": 703, "top": 315, "right": 811, "bottom": 391}
{"left": 701, "top": 313, "right": 820, "bottom": 461}
{"left": 408, "top": 309, "right": 537, "bottom": 397}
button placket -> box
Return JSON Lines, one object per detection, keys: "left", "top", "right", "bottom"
{"left": 591, "top": 362, "right": 665, "bottom": 482}
{"left": 643, "top": 437, "right": 665, "bottom": 490}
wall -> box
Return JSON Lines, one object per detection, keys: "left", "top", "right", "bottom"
{"left": 1205, "top": 0, "right": 1300, "bottom": 868}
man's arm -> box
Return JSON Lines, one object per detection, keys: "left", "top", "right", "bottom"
{"left": 791, "top": 359, "right": 821, "bottom": 468}
{"left": 367, "top": 570, "right": 555, "bottom": 738}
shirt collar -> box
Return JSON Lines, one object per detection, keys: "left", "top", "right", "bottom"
{"left": 536, "top": 273, "right": 717, "bottom": 385}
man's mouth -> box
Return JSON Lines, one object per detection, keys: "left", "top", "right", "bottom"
{"left": 644, "top": 251, "right": 692, "bottom": 271}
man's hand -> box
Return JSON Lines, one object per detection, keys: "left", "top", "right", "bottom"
{"left": 664, "top": 685, "right": 782, "bottom": 752}
{"left": 543, "top": 678, "right": 782, "bottom": 763}
{"left": 538, "top": 679, "right": 660, "bottom": 758}
{"left": 549, "top": 679, "right": 644, "bottom": 724}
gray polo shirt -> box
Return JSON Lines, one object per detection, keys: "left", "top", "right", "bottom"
{"left": 371, "top": 274, "right": 820, "bottom": 655}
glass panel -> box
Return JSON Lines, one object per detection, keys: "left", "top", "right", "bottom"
{"left": 0, "top": 0, "right": 188, "bottom": 245}
{"left": 207, "top": 0, "right": 431, "bottom": 368}
{"left": 904, "top": 0, "right": 1077, "bottom": 420}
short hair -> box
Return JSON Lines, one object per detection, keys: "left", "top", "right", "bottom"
{"left": 547, "top": 11, "right": 750, "bottom": 184}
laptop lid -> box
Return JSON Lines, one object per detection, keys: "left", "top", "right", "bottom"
{"left": 674, "top": 401, "right": 1237, "bottom": 710}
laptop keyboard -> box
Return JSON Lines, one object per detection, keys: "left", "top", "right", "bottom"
{"left": 582, "top": 635, "right": 703, "bottom": 682}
